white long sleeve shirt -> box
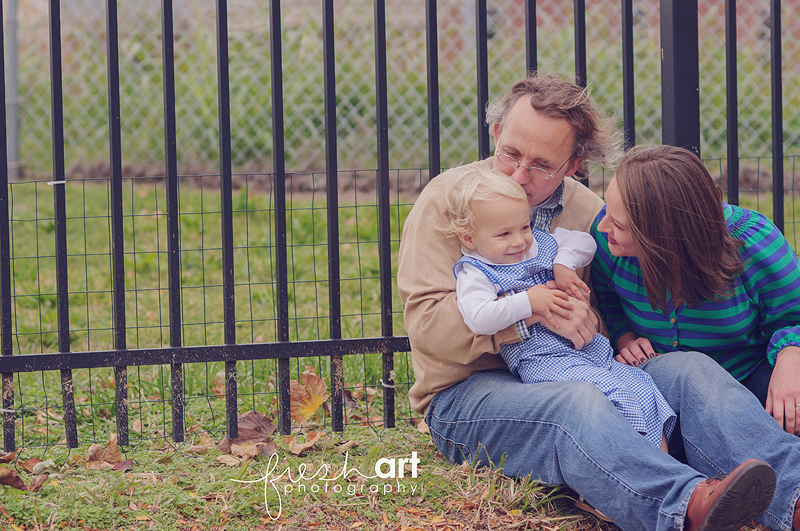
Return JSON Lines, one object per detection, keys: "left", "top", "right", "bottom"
{"left": 455, "top": 228, "right": 596, "bottom": 336}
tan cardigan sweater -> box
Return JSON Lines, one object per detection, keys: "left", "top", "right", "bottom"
{"left": 397, "top": 159, "right": 606, "bottom": 414}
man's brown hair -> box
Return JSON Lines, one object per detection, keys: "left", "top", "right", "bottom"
{"left": 614, "top": 144, "right": 743, "bottom": 313}
{"left": 485, "top": 72, "right": 622, "bottom": 179}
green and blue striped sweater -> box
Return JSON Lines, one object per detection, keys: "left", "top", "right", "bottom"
{"left": 591, "top": 203, "right": 800, "bottom": 381}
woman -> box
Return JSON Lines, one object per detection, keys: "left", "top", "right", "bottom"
{"left": 592, "top": 144, "right": 800, "bottom": 435}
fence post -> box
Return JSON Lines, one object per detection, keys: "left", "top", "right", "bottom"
{"left": 660, "top": 0, "right": 700, "bottom": 156}
{"left": 4, "top": 0, "right": 18, "bottom": 182}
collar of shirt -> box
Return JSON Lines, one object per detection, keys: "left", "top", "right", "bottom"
{"left": 530, "top": 181, "right": 565, "bottom": 232}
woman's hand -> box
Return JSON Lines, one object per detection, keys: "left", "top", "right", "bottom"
{"left": 766, "top": 346, "right": 800, "bottom": 435}
{"left": 615, "top": 332, "right": 659, "bottom": 367}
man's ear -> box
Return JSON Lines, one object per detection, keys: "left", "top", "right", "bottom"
{"left": 564, "top": 156, "right": 583, "bottom": 178}
{"left": 492, "top": 124, "right": 500, "bottom": 150}
{"left": 457, "top": 230, "right": 476, "bottom": 250}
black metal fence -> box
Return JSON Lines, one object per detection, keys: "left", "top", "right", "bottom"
{"left": 0, "top": 0, "right": 793, "bottom": 453}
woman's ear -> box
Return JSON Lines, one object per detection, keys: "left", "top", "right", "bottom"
{"left": 457, "top": 230, "right": 476, "bottom": 250}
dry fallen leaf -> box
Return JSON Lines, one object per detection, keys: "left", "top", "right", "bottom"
{"left": 21, "top": 458, "right": 43, "bottom": 473}
{"left": 286, "top": 430, "right": 324, "bottom": 455}
{"left": 27, "top": 473, "right": 49, "bottom": 493}
{"left": 290, "top": 369, "right": 330, "bottom": 422}
{"left": 216, "top": 454, "right": 241, "bottom": 467}
{"left": 336, "top": 440, "right": 356, "bottom": 454}
{"left": 211, "top": 370, "right": 226, "bottom": 398}
{"left": 0, "top": 467, "right": 27, "bottom": 491}
{"left": 84, "top": 433, "right": 123, "bottom": 469}
{"left": 218, "top": 411, "right": 277, "bottom": 460}
{"left": 113, "top": 459, "right": 133, "bottom": 472}
{"left": 409, "top": 417, "right": 430, "bottom": 435}
{"left": 186, "top": 432, "right": 216, "bottom": 454}
{"left": 0, "top": 451, "right": 17, "bottom": 464}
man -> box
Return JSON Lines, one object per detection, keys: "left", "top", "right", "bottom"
{"left": 397, "top": 72, "right": 800, "bottom": 531}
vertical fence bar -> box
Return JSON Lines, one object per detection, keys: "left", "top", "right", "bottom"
{"left": 573, "top": 0, "right": 586, "bottom": 87}
{"left": 160, "top": 0, "right": 184, "bottom": 443}
{"left": 425, "top": 0, "right": 440, "bottom": 178}
{"left": 475, "top": 0, "right": 489, "bottom": 159}
{"left": 725, "top": 0, "right": 739, "bottom": 205}
{"left": 215, "top": 0, "right": 238, "bottom": 440}
{"left": 770, "top": 0, "right": 783, "bottom": 232}
{"left": 525, "top": 0, "right": 537, "bottom": 74}
{"left": 373, "top": 0, "right": 394, "bottom": 429}
{"left": 0, "top": 0, "right": 14, "bottom": 453}
{"left": 269, "top": 0, "right": 291, "bottom": 436}
{"left": 322, "top": 0, "right": 344, "bottom": 432}
{"left": 660, "top": 0, "right": 700, "bottom": 156}
{"left": 621, "top": 0, "right": 635, "bottom": 151}
{"left": 5, "top": 0, "right": 18, "bottom": 182}
{"left": 573, "top": 0, "right": 588, "bottom": 186}
{"left": 48, "top": 0, "right": 78, "bottom": 449}
{"left": 105, "top": 0, "right": 128, "bottom": 446}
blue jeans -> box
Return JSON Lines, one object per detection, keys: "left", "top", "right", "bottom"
{"left": 425, "top": 351, "right": 800, "bottom": 531}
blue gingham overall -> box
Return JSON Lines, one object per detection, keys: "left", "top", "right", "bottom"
{"left": 456, "top": 230, "right": 676, "bottom": 446}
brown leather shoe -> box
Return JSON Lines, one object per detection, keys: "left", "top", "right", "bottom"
{"left": 685, "top": 459, "right": 776, "bottom": 531}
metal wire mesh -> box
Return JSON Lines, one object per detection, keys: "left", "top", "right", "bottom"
{"left": 3, "top": 0, "right": 799, "bottom": 449}
{"left": 7, "top": 0, "right": 799, "bottom": 181}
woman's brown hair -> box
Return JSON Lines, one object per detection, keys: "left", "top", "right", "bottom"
{"left": 614, "top": 145, "right": 743, "bottom": 312}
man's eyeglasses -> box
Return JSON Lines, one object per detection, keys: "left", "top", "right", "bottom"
{"left": 495, "top": 152, "right": 573, "bottom": 180}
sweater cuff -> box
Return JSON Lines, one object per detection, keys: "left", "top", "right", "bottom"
{"left": 496, "top": 321, "right": 523, "bottom": 346}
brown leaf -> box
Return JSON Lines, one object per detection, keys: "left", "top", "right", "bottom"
{"left": 211, "top": 370, "right": 226, "bottom": 398}
{"left": 27, "top": 473, "right": 49, "bottom": 493}
{"left": 0, "top": 467, "right": 27, "bottom": 491}
{"left": 86, "top": 460, "right": 115, "bottom": 470}
{"left": 84, "top": 433, "right": 122, "bottom": 468}
{"left": 410, "top": 417, "right": 430, "bottom": 435}
{"left": 216, "top": 455, "right": 242, "bottom": 467}
{"left": 336, "top": 440, "right": 357, "bottom": 454}
{"left": 218, "top": 411, "right": 276, "bottom": 455}
{"left": 186, "top": 432, "right": 216, "bottom": 454}
{"left": 0, "top": 451, "right": 17, "bottom": 464}
{"left": 85, "top": 443, "right": 104, "bottom": 462}
{"left": 113, "top": 459, "right": 133, "bottom": 472}
{"left": 290, "top": 369, "right": 330, "bottom": 422}
{"left": 256, "top": 440, "right": 278, "bottom": 457}
{"left": 286, "top": 430, "right": 324, "bottom": 455}
{"left": 230, "top": 441, "right": 260, "bottom": 461}
{"left": 21, "top": 458, "right": 43, "bottom": 473}
{"left": 101, "top": 433, "right": 122, "bottom": 463}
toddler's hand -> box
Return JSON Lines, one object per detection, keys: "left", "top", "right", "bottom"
{"left": 526, "top": 284, "right": 574, "bottom": 329}
{"left": 552, "top": 264, "right": 590, "bottom": 303}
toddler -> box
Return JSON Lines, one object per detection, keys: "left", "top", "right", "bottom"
{"left": 440, "top": 167, "right": 675, "bottom": 450}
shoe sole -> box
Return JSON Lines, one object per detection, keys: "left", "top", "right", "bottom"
{"left": 698, "top": 460, "right": 777, "bottom": 531}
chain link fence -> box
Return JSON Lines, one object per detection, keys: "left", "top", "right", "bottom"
{"left": 5, "top": 0, "right": 799, "bottom": 183}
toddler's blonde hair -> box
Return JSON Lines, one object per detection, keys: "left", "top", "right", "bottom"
{"left": 438, "top": 166, "right": 529, "bottom": 238}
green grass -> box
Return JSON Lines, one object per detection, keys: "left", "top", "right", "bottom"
{"left": 0, "top": 424, "right": 613, "bottom": 531}
{"left": 3, "top": 176, "right": 417, "bottom": 450}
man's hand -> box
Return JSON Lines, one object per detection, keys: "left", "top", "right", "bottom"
{"left": 526, "top": 295, "right": 597, "bottom": 349}
{"left": 766, "top": 346, "right": 800, "bottom": 435}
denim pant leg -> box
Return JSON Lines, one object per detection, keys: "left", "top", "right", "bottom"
{"left": 425, "top": 369, "right": 704, "bottom": 531}
{"left": 642, "top": 351, "right": 800, "bottom": 531}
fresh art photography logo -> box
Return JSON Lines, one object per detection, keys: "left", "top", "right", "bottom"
{"left": 234, "top": 451, "right": 423, "bottom": 519}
